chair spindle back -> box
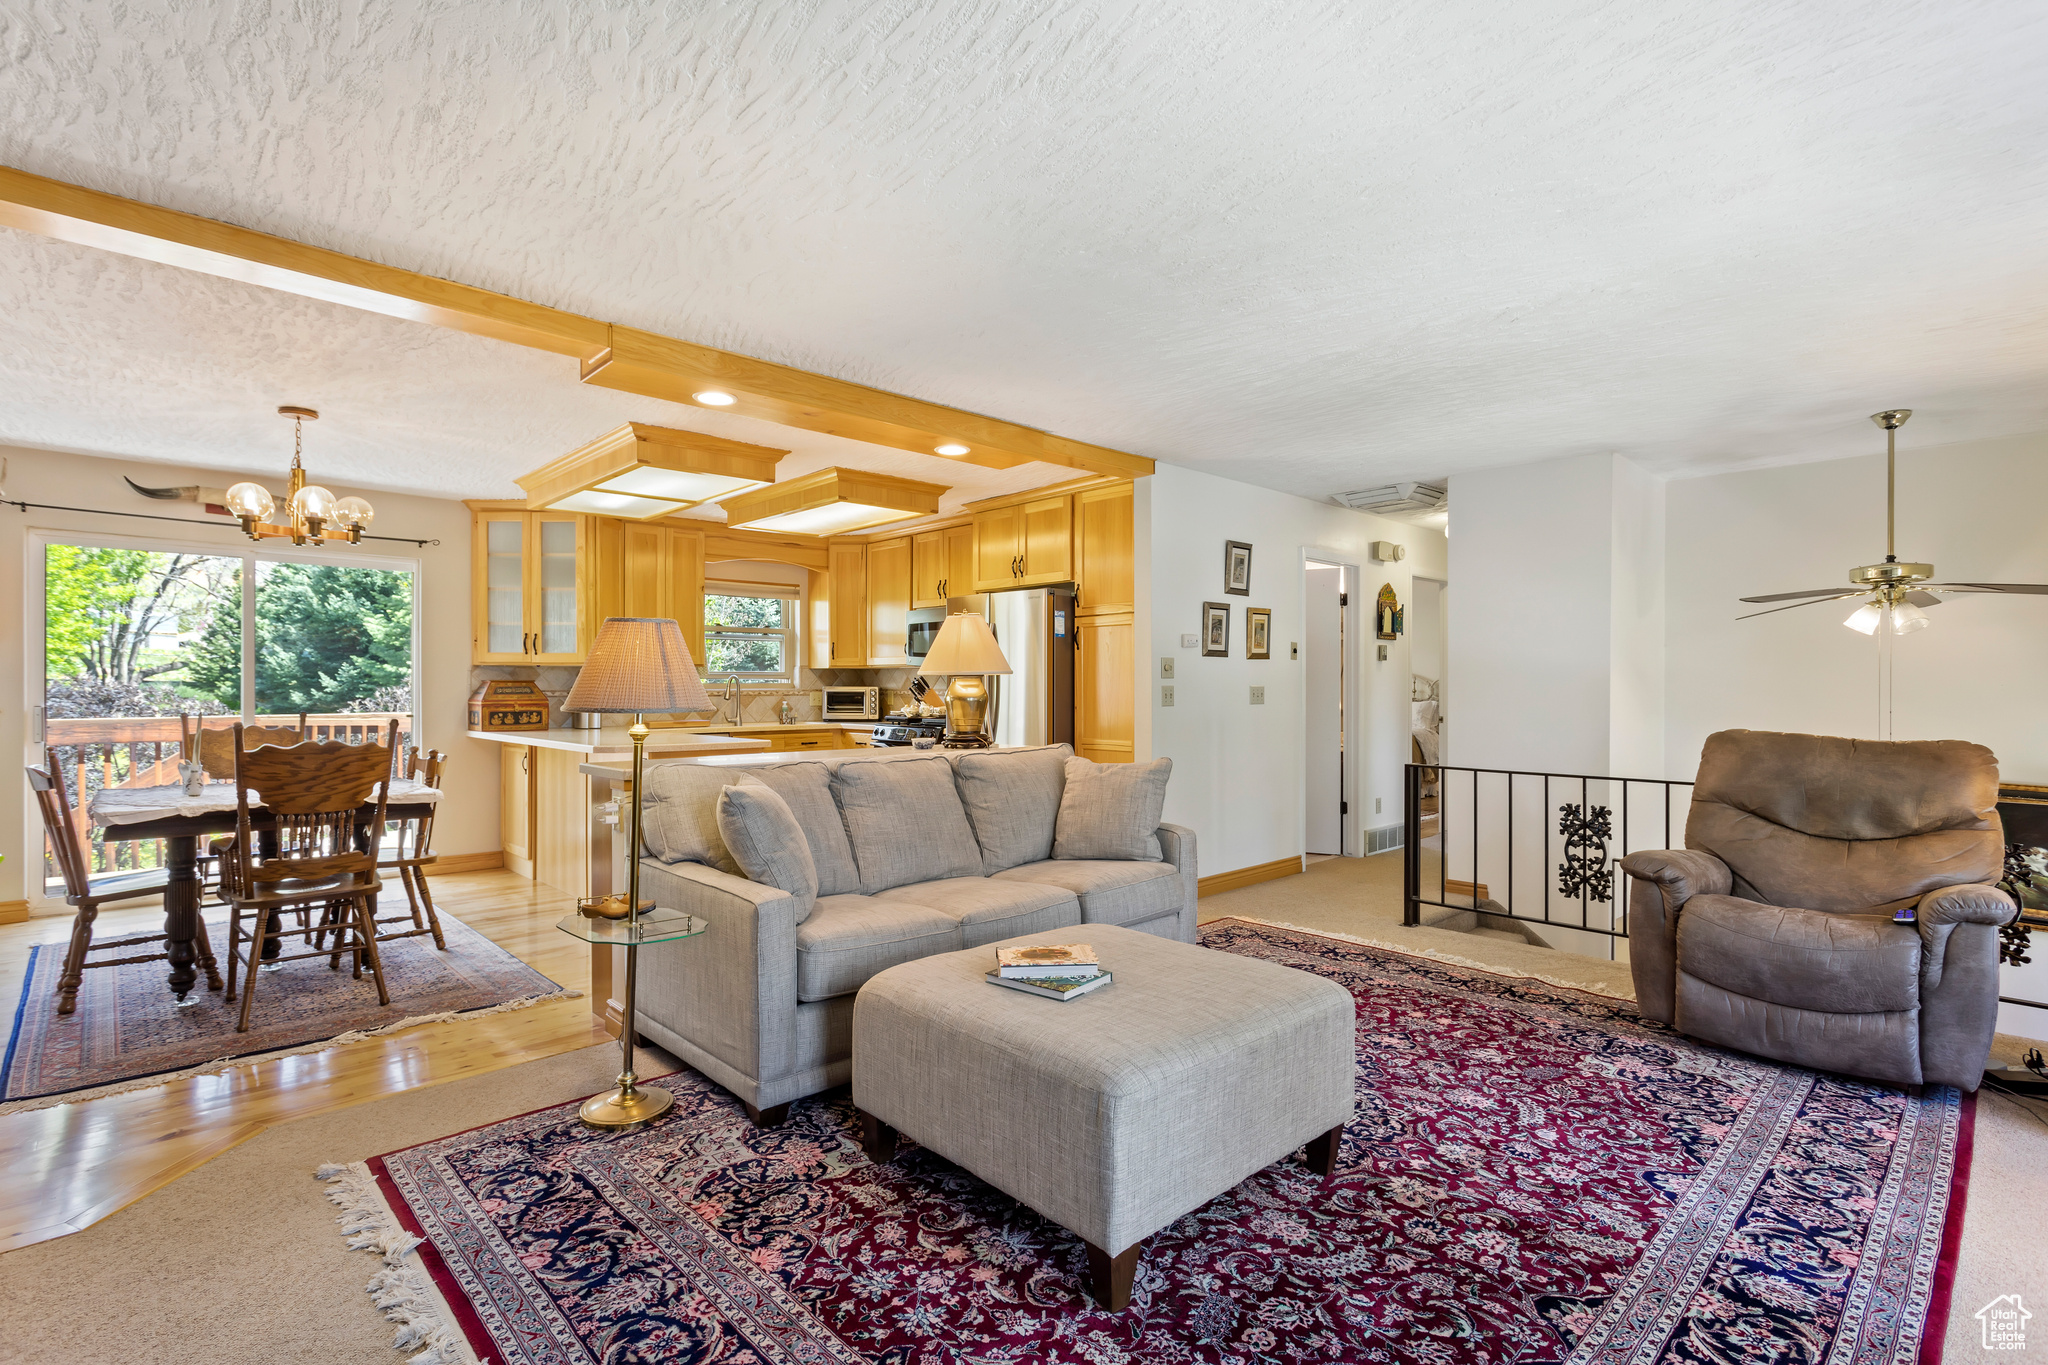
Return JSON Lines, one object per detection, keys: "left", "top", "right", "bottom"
{"left": 27, "top": 759, "right": 93, "bottom": 900}
{"left": 232, "top": 719, "right": 399, "bottom": 887}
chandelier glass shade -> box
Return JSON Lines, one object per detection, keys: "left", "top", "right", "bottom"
{"left": 224, "top": 407, "right": 374, "bottom": 545}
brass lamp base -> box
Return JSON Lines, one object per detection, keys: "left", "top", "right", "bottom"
{"left": 579, "top": 1081, "right": 674, "bottom": 1130}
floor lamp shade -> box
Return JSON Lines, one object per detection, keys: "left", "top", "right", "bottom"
{"left": 563, "top": 617, "right": 711, "bottom": 714}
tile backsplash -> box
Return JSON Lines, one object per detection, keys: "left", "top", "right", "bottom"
{"left": 469, "top": 664, "right": 920, "bottom": 727}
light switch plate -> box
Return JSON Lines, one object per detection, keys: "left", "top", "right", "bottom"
{"left": 1249, "top": 686, "right": 1265, "bottom": 705}
{"left": 1160, "top": 657, "right": 1175, "bottom": 679}
{"left": 1376, "top": 644, "right": 1388, "bottom": 661}
{"left": 1290, "top": 642, "right": 1299, "bottom": 661}
{"left": 1181, "top": 633, "right": 1199, "bottom": 649}
{"left": 1161, "top": 684, "right": 1175, "bottom": 707}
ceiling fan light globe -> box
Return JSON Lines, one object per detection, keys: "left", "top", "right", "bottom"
{"left": 1844, "top": 602, "right": 1884, "bottom": 634}
{"left": 1890, "top": 602, "right": 1931, "bottom": 634}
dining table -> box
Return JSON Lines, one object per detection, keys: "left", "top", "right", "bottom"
{"left": 88, "top": 778, "right": 442, "bottom": 1002}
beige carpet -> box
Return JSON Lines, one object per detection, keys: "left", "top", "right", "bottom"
{"left": 1, "top": 861, "right": 2041, "bottom": 1363}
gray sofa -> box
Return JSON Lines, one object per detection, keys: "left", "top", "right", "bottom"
{"left": 1620, "top": 729, "right": 2017, "bottom": 1091}
{"left": 628, "top": 744, "right": 1198, "bottom": 1123}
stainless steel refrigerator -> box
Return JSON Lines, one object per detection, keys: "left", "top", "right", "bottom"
{"left": 949, "top": 586, "right": 1075, "bottom": 748}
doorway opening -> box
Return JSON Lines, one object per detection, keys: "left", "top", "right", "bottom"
{"left": 1304, "top": 561, "right": 1350, "bottom": 857}
{"left": 1408, "top": 575, "right": 1445, "bottom": 840}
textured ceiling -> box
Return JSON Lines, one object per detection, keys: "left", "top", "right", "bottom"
{"left": 2, "top": 0, "right": 2047, "bottom": 499}
{"left": 0, "top": 226, "right": 1076, "bottom": 511}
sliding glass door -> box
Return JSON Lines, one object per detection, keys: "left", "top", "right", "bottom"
{"left": 33, "top": 531, "right": 418, "bottom": 896}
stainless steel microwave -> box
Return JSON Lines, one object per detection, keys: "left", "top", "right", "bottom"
{"left": 822, "top": 686, "right": 880, "bottom": 720}
{"left": 906, "top": 606, "right": 947, "bottom": 662}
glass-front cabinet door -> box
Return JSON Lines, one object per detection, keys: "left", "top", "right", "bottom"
{"left": 471, "top": 509, "right": 588, "bottom": 663}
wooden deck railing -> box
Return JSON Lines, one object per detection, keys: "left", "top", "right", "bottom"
{"left": 39, "top": 712, "right": 414, "bottom": 891}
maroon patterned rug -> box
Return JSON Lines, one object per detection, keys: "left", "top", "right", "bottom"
{"left": 3, "top": 910, "right": 565, "bottom": 1105}
{"left": 325, "top": 919, "right": 1970, "bottom": 1365}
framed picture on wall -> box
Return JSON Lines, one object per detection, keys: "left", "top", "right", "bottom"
{"left": 1224, "top": 541, "right": 1252, "bottom": 596}
{"left": 1202, "top": 601, "right": 1231, "bottom": 656}
{"left": 1246, "top": 607, "right": 1271, "bottom": 659}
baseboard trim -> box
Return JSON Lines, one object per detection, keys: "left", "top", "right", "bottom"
{"left": 1445, "top": 879, "right": 1490, "bottom": 901}
{"left": 1198, "top": 856, "right": 1303, "bottom": 898}
{"left": 0, "top": 899, "right": 28, "bottom": 925}
{"left": 436, "top": 851, "right": 507, "bottom": 875}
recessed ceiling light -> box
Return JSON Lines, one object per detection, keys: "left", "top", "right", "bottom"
{"left": 934, "top": 442, "right": 970, "bottom": 456}
{"left": 693, "top": 390, "right": 737, "bottom": 406}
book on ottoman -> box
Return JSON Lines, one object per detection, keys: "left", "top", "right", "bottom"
{"left": 985, "top": 970, "right": 1113, "bottom": 1000}
{"left": 994, "top": 943, "right": 1098, "bottom": 979}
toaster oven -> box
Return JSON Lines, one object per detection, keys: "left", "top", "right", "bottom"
{"left": 821, "top": 686, "right": 880, "bottom": 720}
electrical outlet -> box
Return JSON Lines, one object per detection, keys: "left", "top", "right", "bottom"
{"left": 1290, "top": 642, "right": 1298, "bottom": 660}
{"left": 1181, "top": 633, "right": 1199, "bottom": 649}
{"left": 1375, "top": 797, "right": 1383, "bottom": 815}
{"left": 1160, "top": 657, "right": 1175, "bottom": 679}
{"left": 1161, "top": 684, "right": 1175, "bottom": 707}
{"left": 1249, "top": 686, "right": 1265, "bottom": 705}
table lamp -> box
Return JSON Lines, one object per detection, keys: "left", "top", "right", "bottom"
{"left": 917, "top": 611, "right": 1012, "bottom": 749}
{"left": 561, "top": 616, "right": 710, "bottom": 1128}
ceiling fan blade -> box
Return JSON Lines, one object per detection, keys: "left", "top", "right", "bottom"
{"left": 1736, "top": 593, "right": 1864, "bottom": 620}
{"left": 1920, "top": 583, "right": 2048, "bottom": 595}
{"left": 1901, "top": 590, "right": 1944, "bottom": 608}
{"left": 1738, "top": 587, "right": 1860, "bottom": 604}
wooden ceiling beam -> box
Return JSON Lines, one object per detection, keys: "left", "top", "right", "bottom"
{"left": 0, "top": 165, "right": 1156, "bottom": 481}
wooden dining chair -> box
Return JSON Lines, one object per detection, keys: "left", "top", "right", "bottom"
{"left": 27, "top": 756, "right": 220, "bottom": 1015}
{"left": 195, "top": 720, "right": 309, "bottom": 903}
{"left": 222, "top": 719, "right": 399, "bottom": 1033}
{"left": 370, "top": 746, "right": 447, "bottom": 950}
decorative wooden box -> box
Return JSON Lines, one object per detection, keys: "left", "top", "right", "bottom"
{"left": 468, "top": 680, "right": 550, "bottom": 732}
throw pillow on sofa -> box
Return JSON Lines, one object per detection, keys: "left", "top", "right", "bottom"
{"left": 1052, "top": 756, "right": 1172, "bottom": 862}
{"left": 955, "top": 744, "right": 1071, "bottom": 874}
{"left": 831, "top": 756, "right": 983, "bottom": 894}
{"left": 716, "top": 783, "right": 818, "bottom": 922}
{"left": 638, "top": 762, "right": 747, "bottom": 873}
{"left": 737, "top": 763, "right": 860, "bottom": 895}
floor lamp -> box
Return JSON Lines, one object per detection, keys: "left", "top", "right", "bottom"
{"left": 561, "top": 616, "right": 710, "bottom": 1128}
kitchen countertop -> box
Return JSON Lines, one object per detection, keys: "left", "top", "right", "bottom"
{"left": 466, "top": 727, "right": 773, "bottom": 759}
{"left": 646, "top": 721, "right": 877, "bottom": 734}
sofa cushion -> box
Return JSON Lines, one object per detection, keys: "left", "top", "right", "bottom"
{"left": 831, "top": 756, "right": 984, "bottom": 894}
{"left": 993, "top": 859, "right": 1183, "bottom": 928}
{"left": 717, "top": 784, "right": 818, "bottom": 924}
{"left": 638, "top": 762, "right": 745, "bottom": 872}
{"left": 1053, "top": 756, "right": 1171, "bottom": 862}
{"left": 737, "top": 763, "right": 859, "bottom": 896}
{"left": 954, "top": 745, "right": 1071, "bottom": 874}
{"left": 873, "top": 876, "right": 1080, "bottom": 947}
{"left": 795, "top": 895, "right": 962, "bottom": 1002}
{"left": 1677, "top": 894, "right": 1921, "bottom": 1014}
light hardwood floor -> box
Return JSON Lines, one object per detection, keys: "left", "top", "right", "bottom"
{"left": 0, "top": 869, "right": 607, "bottom": 1253}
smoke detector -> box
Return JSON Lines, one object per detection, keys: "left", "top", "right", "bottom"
{"left": 1333, "top": 481, "right": 1447, "bottom": 516}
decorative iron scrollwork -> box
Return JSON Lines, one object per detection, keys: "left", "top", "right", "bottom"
{"left": 2001, "top": 842, "right": 2040, "bottom": 966}
{"left": 1557, "top": 803, "right": 1613, "bottom": 902}
{"left": 2001, "top": 922, "right": 2035, "bottom": 968}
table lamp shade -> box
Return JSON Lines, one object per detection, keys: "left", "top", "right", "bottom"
{"left": 917, "top": 612, "right": 1013, "bottom": 677}
{"left": 562, "top": 617, "right": 712, "bottom": 714}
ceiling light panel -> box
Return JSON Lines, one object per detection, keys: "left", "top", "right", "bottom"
{"left": 722, "top": 467, "right": 948, "bottom": 537}
{"left": 517, "top": 423, "right": 786, "bottom": 521}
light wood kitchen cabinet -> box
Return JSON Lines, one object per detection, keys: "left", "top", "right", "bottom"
{"left": 973, "top": 496, "right": 1072, "bottom": 589}
{"left": 1075, "top": 612, "right": 1136, "bottom": 764}
{"left": 501, "top": 744, "right": 534, "bottom": 878}
{"left": 866, "top": 535, "right": 912, "bottom": 666}
{"left": 828, "top": 541, "right": 867, "bottom": 666}
{"left": 584, "top": 518, "right": 708, "bottom": 667}
{"left": 942, "top": 523, "right": 975, "bottom": 601}
{"left": 1074, "top": 483, "right": 1135, "bottom": 615}
{"left": 912, "top": 530, "right": 945, "bottom": 608}
{"left": 471, "top": 508, "right": 593, "bottom": 663}
{"left": 665, "top": 526, "right": 706, "bottom": 666}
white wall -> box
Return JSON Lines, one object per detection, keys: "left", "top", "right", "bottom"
{"left": 1408, "top": 577, "right": 1444, "bottom": 684}
{"left": 1143, "top": 463, "right": 1448, "bottom": 876}
{"left": 1, "top": 443, "right": 493, "bottom": 911}
{"left": 1667, "top": 429, "right": 2048, "bottom": 1036}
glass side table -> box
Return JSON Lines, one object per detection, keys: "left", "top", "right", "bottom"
{"left": 557, "top": 907, "right": 706, "bottom": 1129}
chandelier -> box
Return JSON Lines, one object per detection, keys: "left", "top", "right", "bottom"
{"left": 223, "top": 407, "right": 375, "bottom": 544}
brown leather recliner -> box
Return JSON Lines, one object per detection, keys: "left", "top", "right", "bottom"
{"left": 1620, "top": 729, "right": 2018, "bottom": 1091}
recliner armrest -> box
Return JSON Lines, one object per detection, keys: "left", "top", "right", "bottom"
{"left": 1917, "top": 882, "right": 2018, "bottom": 929}
{"left": 1617, "top": 849, "right": 1732, "bottom": 906}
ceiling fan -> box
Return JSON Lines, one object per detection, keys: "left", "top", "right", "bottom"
{"left": 1739, "top": 409, "right": 2048, "bottom": 633}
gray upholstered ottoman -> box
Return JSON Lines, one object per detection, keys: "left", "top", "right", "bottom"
{"left": 852, "top": 923, "right": 1356, "bottom": 1309}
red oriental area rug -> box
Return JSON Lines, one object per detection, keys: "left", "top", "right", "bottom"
{"left": 322, "top": 918, "right": 1970, "bottom": 1365}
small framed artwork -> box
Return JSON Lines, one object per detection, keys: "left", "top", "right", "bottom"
{"left": 1202, "top": 601, "right": 1231, "bottom": 657}
{"left": 1224, "top": 541, "right": 1252, "bottom": 596}
{"left": 1376, "top": 583, "right": 1402, "bottom": 640}
{"left": 1246, "top": 608, "right": 1271, "bottom": 660}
